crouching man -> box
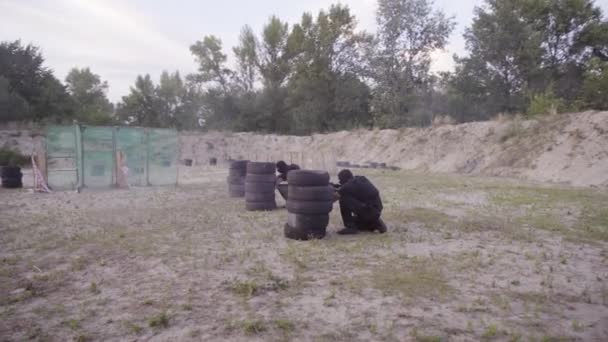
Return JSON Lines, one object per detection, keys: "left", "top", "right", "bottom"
{"left": 333, "top": 169, "right": 387, "bottom": 235}
{"left": 276, "top": 160, "right": 300, "bottom": 200}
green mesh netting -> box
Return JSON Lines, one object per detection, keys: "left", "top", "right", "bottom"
{"left": 45, "top": 125, "right": 178, "bottom": 190}
{"left": 46, "top": 125, "right": 79, "bottom": 190}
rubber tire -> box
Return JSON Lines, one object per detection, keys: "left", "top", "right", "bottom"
{"left": 245, "top": 182, "right": 275, "bottom": 193}
{"left": 245, "top": 174, "right": 276, "bottom": 183}
{"left": 246, "top": 192, "right": 275, "bottom": 202}
{"left": 284, "top": 223, "right": 326, "bottom": 241}
{"left": 2, "top": 178, "right": 23, "bottom": 189}
{"left": 287, "top": 199, "right": 333, "bottom": 215}
{"left": 247, "top": 162, "right": 275, "bottom": 175}
{"left": 1, "top": 167, "right": 22, "bottom": 178}
{"left": 287, "top": 170, "right": 329, "bottom": 186}
{"left": 228, "top": 184, "right": 245, "bottom": 197}
{"left": 227, "top": 175, "right": 245, "bottom": 185}
{"left": 229, "top": 168, "right": 247, "bottom": 177}
{"left": 246, "top": 201, "right": 277, "bottom": 211}
{"left": 288, "top": 185, "right": 334, "bottom": 201}
{"left": 287, "top": 213, "right": 329, "bottom": 230}
{"left": 229, "top": 160, "right": 249, "bottom": 169}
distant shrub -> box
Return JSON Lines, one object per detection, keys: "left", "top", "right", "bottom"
{"left": 527, "top": 88, "right": 564, "bottom": 117}
{"left": 0, "top": 148, "right": 30, "bottom": 167}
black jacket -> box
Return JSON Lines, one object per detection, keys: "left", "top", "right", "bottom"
{"left": 338, "top": 176, "right": 383, "bottom": 211}
{"left": 278, "top": 164, "right": 300, "bottom": 182}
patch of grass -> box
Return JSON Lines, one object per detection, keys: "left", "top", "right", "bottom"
{"left": 75, "top": 335, "right": 89, "bottom": 342}
{"left": 482, "top": 324, "right": 499, "bottom": 339}
{"left": 572, "top": 320, "right": 584, "bottom": 332}
{"left": 372, "top": 257, "right": 454, "bottom": 300}
{"left": 410, "top": 328, "right": 443, "bottom": 342}
{"left": 274, "top": 319, "right": 295, "bottom": 333}
{"left": 124, "top": 321, "right": 143, "bottom": 334}
{"left": 68, "top": 319, "right": 80, "bottom": 330}
{"left": 242, "top": 319, "right": 267, "bottom": 335}
{"left": 148, "top": 312, "right": 169, "bottom": 328}
{"left": 89, "top": 282, "right": 100, "bottom": 294}
{"left": 229, "top": 279, "right": 259, "bottom": 299}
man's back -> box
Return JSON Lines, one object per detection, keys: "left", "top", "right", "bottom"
{"left": 338, "top": 176, "right": 383, "bottom": 211}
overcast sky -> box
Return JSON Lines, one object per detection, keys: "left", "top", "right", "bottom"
{"left": 1, "top": 0, "right": 607, "bottom": 102}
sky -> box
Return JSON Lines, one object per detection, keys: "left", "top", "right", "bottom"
{"left": 1, "top": 0, "right": 607, "bottom": 103}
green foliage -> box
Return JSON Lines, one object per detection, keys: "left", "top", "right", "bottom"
{"left": 527, "top": 87, "right": 564, "bottom": 117}
{"left": 0, "top": 148, "right": 30, "bottom": 167}
{"left": 449, "top": 0, "right": 607, "bottom": 122}
{"left": 0, "top": 40, "right": 74, "bottom": 122}
{"left": 148, "top": 312, "right": 169, "bottom": 328}
{"left": 579, "top": 58, "right": 608, "bottom": 110}
{"left": 65, "top": 67, "right": 114, "bottom": 124}
{"left": 370, "top": 0, "right": 455, "bottom": 128}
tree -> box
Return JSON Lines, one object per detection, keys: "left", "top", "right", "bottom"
{"left": 287, "top": 5, "right": 372, "bottom": 133}
{"left": 579, "top": 57, "right": 608, "bottom": 109}
{"left": 0, "top": 40, "right": 74, "bottom": 122}
{"left": 369, "top": 0, "right": 455, "bottom": 127}
{"left": 65, "top": 67, "right": 114, "bottom": 124}
{"left": 190, "top": 36, "right": 233, "bottom": 94}
{"left": 116, "top": 75, "right": 160, "bottom": 127}
{"left": 448, "top": 0, "right": 607, "bottom": 121}
{"left": 233, "top": 26, "right": 258, "bottom": 93}
{"left": 254, "top": 16, "right": 298, "bottom": 132}
{"left": 116, "top": 72, "right": 204, "bottom": 129}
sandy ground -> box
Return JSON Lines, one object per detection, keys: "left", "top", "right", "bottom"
{"left": 1, "top": 167, "right": 607, "bottom": 341}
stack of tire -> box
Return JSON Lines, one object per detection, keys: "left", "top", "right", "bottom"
{"left": 227, "top": 160, "right": 248, "bottom": 197}
{"left": 245, "top": 162, "right": 277, "bottom": 211}
{"left": 284, "top": 170, "right": 334, "bottom": 240}
{"left": 1, "top": 166, "right": 23, "bottom": 189}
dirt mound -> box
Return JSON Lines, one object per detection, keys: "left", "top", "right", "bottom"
{"left": 180, "top": 111, "right": 608, "bottom": 187}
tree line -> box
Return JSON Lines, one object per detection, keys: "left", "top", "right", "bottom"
{"left": 1, "top": 0, "right": 607, "bottom": 133}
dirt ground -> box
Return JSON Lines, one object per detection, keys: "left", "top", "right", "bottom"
{"left": 1, "top": 167, "right": 607, "bottom": 341}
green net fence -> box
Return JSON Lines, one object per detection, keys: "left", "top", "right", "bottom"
{"left": 46, "top": 125, "right": 178, "bottom": 190}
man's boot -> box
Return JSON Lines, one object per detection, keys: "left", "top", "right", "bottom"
{"left": 337, "top": 223, "right": 359, "bottom": 235}
{"left": 376, "top": 218, "right": 387, "bottom": 233}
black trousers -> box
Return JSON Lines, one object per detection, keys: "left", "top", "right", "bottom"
{"left": 339, "top": 195, "right": 382, "bottom": 230}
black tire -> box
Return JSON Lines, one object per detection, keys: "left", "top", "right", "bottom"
{"left": 229, "top": 160, "right": 249, "bottom": 169}
{"left": 2, "top": 178, "right": 23, "bottom": 189}
{"left": 287, "top": 213, "right": 329, "bottom": 230}
{"left": 227, "top": 175, "right": 245, "bottom": 185}
{"left": 284, "top": 223, "right": 326, "bottom": 240}
{"left": 229, "top": 168, "right": 247, "bottom": 177}
{"left": 288, "top": 185, "right": 334, "bottom": 201}
{"left": 228, "top": 184, "right": 245, "bottom": 197}
{"left": 247, "top": 162, "right": 275, "bottom": 175}
{"left": 245, "top": 173, "right": 276, "bottom": 183}
{"left": 246, "top": 201, "right": 277, "bottom": 211}
{"left": 245, "top": 182, "right": 275, "bottom": 193}
{"left": 1, "top": 166, "right": 22, "bottom": 178}
{"left": 287, "top": 170, "right": 329, "bottom": 186}
{"left": 246, "top": 192, "right": 275, "bottom": 202}
{"left": 287, "top": 199, "right": 333, "bottom": 215}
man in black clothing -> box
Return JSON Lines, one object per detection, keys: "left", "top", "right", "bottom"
{"left": 276, "top": 160, "right": 300, "bottom": 200}
{"left": 276, "top": 160, "right": 300, "bottom": 182}
{"left": 334, "top": 169, "right": 387, "bottom": 235}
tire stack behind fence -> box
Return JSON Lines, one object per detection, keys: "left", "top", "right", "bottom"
{"left": 245, "top": 162, "right": 277, "bottom": 211}
{"left": 1, "top": 166, "right": 23, "bottom": 189}
{"left": 227, "top": 160, "right": 248, "bottom": 197}
{"left": 284, "top": 170, "right": 333, "bottom": 240}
